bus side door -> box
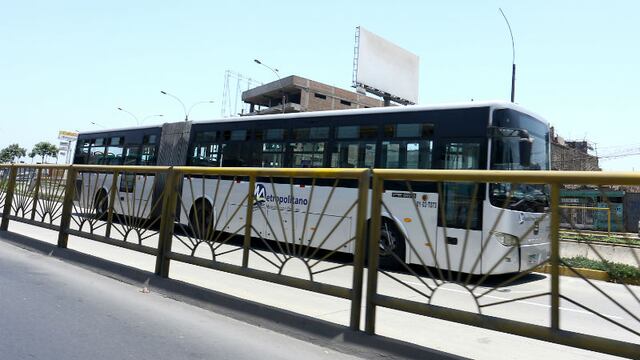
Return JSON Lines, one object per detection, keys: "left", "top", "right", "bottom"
{"left": 436, "top": 139, "right": 484, "bottom": 274}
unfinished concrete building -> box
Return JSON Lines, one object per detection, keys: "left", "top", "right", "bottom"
{"left": 550, "top": 127, "right": 600, "bottom": 171}
{"left": 241, "top": 75, "right": 384, "bottom": 115}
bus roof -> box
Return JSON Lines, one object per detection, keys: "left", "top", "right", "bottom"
{"left": 78, "top": 100, "right": 547, "bottom": 136}
{"left": 78, "top": 124, "right": 163, "bottom": 137}
{"left": 191, "top": 100, "right": 546, "bottom": 126}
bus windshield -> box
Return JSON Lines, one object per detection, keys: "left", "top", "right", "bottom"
{"left": 490, "top": 109, "right": 550, "bottom": 212}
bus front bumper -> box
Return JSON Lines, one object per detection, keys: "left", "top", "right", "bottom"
{"left": 520, "top": 242, "right": 551, "bottom": 272}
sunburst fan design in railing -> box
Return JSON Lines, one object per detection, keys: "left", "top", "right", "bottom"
{"left": 109, "top": 172, "right": 164, "bottom": 245}
{"left": 32, "top": 168, "right": 67, "bottom": 225}
{"left": 174, "top": 175, "right": 360, "bottom": 281}
{"left": 70, "top": 171, "right": 111, "bottom": 234}
{"left": 70, "top": 171, "right": 163, "bottom": 246}
{"left": 557, "top": 187, "right": 640, "bottom": 339}
{"left": 374, "top": 180, "right": 553, "bottom": 315}
{"left": 10, "top": 168, "right": 38, "bottom": 219}
{"left": 0, "top": 167, "right": 10, "bottom": 214}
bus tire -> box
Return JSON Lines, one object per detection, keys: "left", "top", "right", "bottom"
{"left": 377, "top": 219, "right": 406, "bottom": 269}
{"left": 94, "top": 189, "right": 108, "bottom": 216}
{"left": 189, "top": 199, "right": 214, "bottom": 239}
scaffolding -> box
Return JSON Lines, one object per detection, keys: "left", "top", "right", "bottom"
{"left": 221, "top": 70, "right": 262, "bottom": 118}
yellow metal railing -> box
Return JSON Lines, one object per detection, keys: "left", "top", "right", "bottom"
{"left": 0, "top": 164, "right": 638, "bottom": 358}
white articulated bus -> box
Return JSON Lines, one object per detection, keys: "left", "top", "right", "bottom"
{"left": 73, "top": 101, "right": 551, "bottom": 274}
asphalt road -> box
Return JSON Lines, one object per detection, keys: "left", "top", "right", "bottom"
{"left": 5, "top": 221, "right": 639, "bottom": 360}
{"left": 0, "top": 240, "right": 362, "bottom": 360}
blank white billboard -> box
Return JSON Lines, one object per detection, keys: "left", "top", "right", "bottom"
{"left": 355, "top": 27, "right": 419, "bottom": 104}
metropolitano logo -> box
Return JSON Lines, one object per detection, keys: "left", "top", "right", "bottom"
{"left": 254, "top": 183, "right": 267, "bottom": 206}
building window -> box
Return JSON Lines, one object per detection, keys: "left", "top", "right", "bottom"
{"left": 340, "top": 100, "right": 352, "bottom": 106}
{"left": 314, "top": 93, "right": 327, "bottom": 100}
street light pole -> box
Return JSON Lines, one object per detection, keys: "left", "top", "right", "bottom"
{"left": 141, "top": 114, "right": 164, "bottom": 124}
{"left": 160, "top": 90, "right": 189, "bottom": 121}
{"left": 186, "top": 100, "right": 215, "bottom": 120}
{"left": 254, "top": 59, "right": 286, "bottom": 114}
{"left": 117, "top": 107, "right": 140, "bottom": 125}
{"left": 499, "top": 8, "right": 516, "bottom": 103}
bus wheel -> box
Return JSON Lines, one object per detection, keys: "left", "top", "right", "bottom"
{"left": 189, "top": 200, "right": 213, "bottom": 240}
{"left": 378, "top": 220, "right": 406, "bottom": 269}
{"left": 94, "top": 190, "right": 108, "bottom": 216}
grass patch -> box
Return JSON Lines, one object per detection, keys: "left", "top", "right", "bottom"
{"left": 560, "top": 232, "right": 640, "bottom": 247}
{"left": 562, "top": 256, "right": 640, "bottom": 285}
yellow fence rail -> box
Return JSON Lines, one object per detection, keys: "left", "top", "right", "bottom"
{"left": 0, "top": 164, "right": 638, "bottom": 358}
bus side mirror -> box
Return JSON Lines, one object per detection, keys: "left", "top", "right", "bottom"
{"left": 519, "top": 138, "right": 532, "bottom": 167}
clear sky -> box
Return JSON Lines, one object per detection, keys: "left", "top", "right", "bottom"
{"left": 1, "top": 1, "right": 639, "bottom": 170}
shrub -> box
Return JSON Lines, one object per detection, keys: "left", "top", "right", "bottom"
{"left": 562, "top": 256, "right": 640, "bottom": 285}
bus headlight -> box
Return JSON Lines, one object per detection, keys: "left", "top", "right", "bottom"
{"left": 492, "top": 232, "right": 519, "bottom": 247}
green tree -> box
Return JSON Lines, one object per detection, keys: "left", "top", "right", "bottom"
{"left": 0, "top": 148, "right": 11, "bottom": 163}
{"left": 0, "top": 143, "right": 27, "bottom": 163}
{"left": 32, "top": 142, "right": 58, "bottom": 164}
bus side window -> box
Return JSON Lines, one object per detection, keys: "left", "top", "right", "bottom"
{"left": 189, "top": 131, "right": 220, "bottom": 166}
{"left": 89, "top": 138, "right": 106, "bottom": 164}
{"left": 380, "top": 122, "right": 433, "bottom": 169}
{"left": 106, "top": 137, "right": 124, "bottom": 165}
{"left": 291, "top": 142, "right": 324, "bottom": 168}
{"left": 260, "top": 143, "right": 285, "bottom": 167}
{"left": 220, "top": 129, "right": 250, "bottom": 167}
{"left": 123, "top": 146, "right": 140, "bottom": 165}
{"left": 140, "top": 145, "right": 156, "bottom": 165}
{"left": 441, "top": 141, "right": 481, "bottom": 229}
{"left": 254, "top": 128, "right": 286, "bottom": 168}
{"left": 331, "top": 125, "right": 376, "bottom": 168}
{"left": 74, "top": 139, "right": 91, "bottom": 164}
{"left": 290, "top": 126, "right": 328, "bottom": 168}
{"left": 139, "top": 134, "right": 158, "bottom": 165}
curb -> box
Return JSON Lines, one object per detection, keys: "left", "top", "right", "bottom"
{"left": 534, "top": 264, "right": 609, "bottom": 282}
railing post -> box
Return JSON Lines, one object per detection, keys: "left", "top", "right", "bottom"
{"left": 364, "top": 174, "right": 384, "bottom": 334}
{"left": 0, "top": 166, "right": 18, "bottom": 231}
{"left": 155, "top": 168, "right": 179, "bottom": 277}
{"left": 30, "top": 168, "right": 43, "bottom": 221}
{"left": 550, "top": 182, "right": 561, "bottom": 330}
{"left": 105, "top": 170, "right": 119, "bottom": 238}
{"left": 350, "top": 169, "right": 370, "bottom": 330}
{"left": 242, "top": 175, "right": 256, "bottom": 268}
{"left": 57, "top": 167, "right": 77, "bottom": 248}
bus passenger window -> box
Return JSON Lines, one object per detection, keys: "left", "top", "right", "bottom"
{"left": 444, "top": 143, "right": 480, "bottom": 169}
{"left": 380, "top": 122, "right": 434, "bottom": 169}
{"left": 106, "top": 146, "right": 124, "bottom": 165}
{"left": 261, "top": 143, "right": 285, "bottom": 167}
{"left": 191, "top": 144, "right": 220, "bottom": 166}
{"left": 220, "top": 143, "right": 250, "bottom": 167}
{"left": 74, "top": 139, "right": 91, "bottom": 164}
{"left": 255, "top": 128, "right": 287, "bottom": 167}
{"left": 290, "top": 126, "right": 328, "bottom": 167}
{"left": 89, "top": 138, "right": 106, "bottom": 164}
{"left": 442, "top": 142, "right": 481, "bottom": 229}
{"left": 291, "top": 142, "right": 324, "bottom": 168}
{"left": 123, "top": 146, "right": 140, "bottom": 165}
{"left": 140, "top": 145, "right": 156, "bottom": 165}
{"left": 381, "top": 141, "right": 432, "bottom": 169}
{"left": 223, "top": 130, "right": 248, "bottom": 141}
{"left": 331, "top": 143, "right": 375, "bottom": 168}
